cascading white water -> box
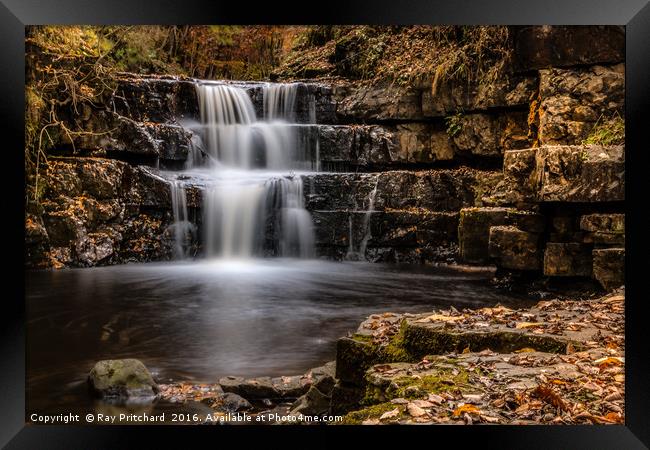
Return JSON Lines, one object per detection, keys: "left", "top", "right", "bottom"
{"left": 169, "top": 179, "right": 195, "bottom": 258}
{"left": 346, "top": 174, "right": 380, "bottom": 261}
{"left": 203, "top": 175, "right": 266, "bottom": 258}
{"left": 358, "top": 176, "right": 380, "bottom": 257}
{"left": 263, "top": 83, "right": 298, "bottom": 122}
{"left": 269, "top": 176, "right": 315, "bottom": 258}
{"left": 168, "top": 82, "right": 317, "bottom": 259}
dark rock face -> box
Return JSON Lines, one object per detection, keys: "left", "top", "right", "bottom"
{"left": 334, "top": 75, "right": 537, "bottom": 124}
{"left": 592, "top": 248, "right": 625, "bottom": 291}
{"left": 453, "top": 112, "right": 531, "bottom": 157}
{"left": 300, "top": 168, "right": 503, "bottom": 263}
{"left": 334, "top": 80, "right": 423, "bottom": 122}
{"left": 458, "top": 207, "right": 544, "bottom": 264}
{"left": 312, "top": 210, "right": 458, "bottom": 263}
{"left": 543, "top": 243, "right": 593, "bottom": 277}
{"left": 538, "top": 64, "right": 624, "bottom": 146}
{"left": 579, "top": 214, "right": 625, "bottom": 246}
{"left": 316, "top": 125, "right": 401, "bottom": 166}
{"left": 421, "top": 75, "right": 537, "bottom": 118}
{"left": 535, "top": 145, "right": 624, "bottom": 203}
{"left": 303, "top": 169, "right": 497, "bottom": 213}
{"left": 88, "top": 359, "right": 158, "bottom": 400}
{"left": 488, "top": 225, "right": 542, "bottom": 271}
{"left": 112, "top": 75, "right": 200, "bottom": 122}
{"left": 513, "top": 26, "right": 624, "bottom": 71}
{"left": 245, "top": 82, "right": 337, "bottom": 124}
{"left": 59, "top": 110, "right": 195, "bottom": 163}
{"left": 29, "top": 157, "right": 177, "bottom": 268}
{"left": 499, "top": 145, "right": 625, "bottom": 205}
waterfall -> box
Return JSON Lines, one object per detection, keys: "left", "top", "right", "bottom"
{"left": 203, "top": 176, "right": 266, "bottom": 258}
{"left": 263, "top": 83, "right": 298, "bottom": 122}
{"left": 169, "top": 179, "right": 195, "bottom": 259}
{"left": 268, "top": 176, "right": 315, "bottom": 258}
{"left": 358, "top": 176, "right": 380, "bottom": 257}
{"left": 345, "top": 175, "right": 380, "bottom": 261}
{"left": 167, "top": 82, "right": 317, "bottom": 260}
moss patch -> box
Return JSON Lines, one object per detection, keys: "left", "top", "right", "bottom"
{"left": 387, "top": 368, "right": 472, "bottom": 399}
{"left": 582, "top": 114, "right": 624, "bottom": 146}
{"left": 340, "top": 402, "right": 406, "bottom": 425}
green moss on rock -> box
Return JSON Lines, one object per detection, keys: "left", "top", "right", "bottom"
{"left": 340, "top": 402, "right": 406, "bottom": 425}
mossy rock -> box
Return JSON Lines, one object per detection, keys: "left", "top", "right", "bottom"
{"left": 402, "top": 322, "right": 570, "bottom": 358}
{"left": 335, "top": 322, "right": 416, "bottom": 385}
{"left": 339, "top": 402, "right": 408, "bottom": 425}
{"left": 88, "top": 359, "right": 158, "bottom": 400}
{"left": 363, "top": 363, "right": 473, "bottom": 405}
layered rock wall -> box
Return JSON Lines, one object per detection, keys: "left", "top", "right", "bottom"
{"left": 26, "top": 26, "right": 625, "bottom": 290}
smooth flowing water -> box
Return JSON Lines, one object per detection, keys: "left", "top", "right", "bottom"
{"left": 172, "top": 82, "right": 317, "bottom": 259}
{"left": 26, "top": 260, "right": 533, "bottom": 416}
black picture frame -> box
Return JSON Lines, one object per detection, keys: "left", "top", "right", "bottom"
{"left": 3, "top": 1, "right": 649, "bottom": 448}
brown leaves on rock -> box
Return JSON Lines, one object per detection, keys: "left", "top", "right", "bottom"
{"left": 452, "top": 404, "right": 481, "bottom": 417}
{"left": 158, "top": 382, "right": 223, "bottom": 404}
{"left": 353, "top": 289, "right": 625, "bottom": 426}
{"left": 531, "top": 384, "right": 567, "bottom": 411}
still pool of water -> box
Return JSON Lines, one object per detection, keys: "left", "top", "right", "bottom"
{"left": 26, "top": 259, "right": 534, "bottom": 416}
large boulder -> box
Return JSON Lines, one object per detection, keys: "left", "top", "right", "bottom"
{"left": 535, "top": 145, "right": 624, "bottom": 203}
{"left": 488, "top": 225, "right": 542, "bottom": 271}
{"left": 592, "top": 248, "right": 625, "bottom": 291}
{"left": 218, "top": 375, "right": 311, "bottom": 400}
{"left": 88, "top": 359, "right": 158, "bottom": 400}
{"left": 543, "top": 243, "right": 593, "bottom": 277}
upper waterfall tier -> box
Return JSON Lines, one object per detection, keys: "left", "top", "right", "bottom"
{"left": 189, "top": 82, "right": 320, "bottom": 171}
{"left": 111, "top": 76, "right": 337, "bottom": 125}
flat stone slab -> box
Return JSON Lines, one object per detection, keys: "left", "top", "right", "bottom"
{"left": 336, "top": 290, "right": 624, "bottom": 384}
{"left": 338, "top": 290, "right": 624, "bottom": 424}
{"left": 501, "top": 145, "right": 625, "bottom": 204}
{"left": 344, "top": 345, "right": 624, "bottom": 425}
{"left": 218, "top": 375, "right": 312, "bottom": 400}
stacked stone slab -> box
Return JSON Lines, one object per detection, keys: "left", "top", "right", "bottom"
{"left": 462, "top": 145, "right": 624, "bottom": 289}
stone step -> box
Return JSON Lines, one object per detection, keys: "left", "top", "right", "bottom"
{"left": 112, "top": 75, "right": 337, "bottom": 124}
{"left": 335, "top": 292, "right": 623, "bottom": 386}
{"left": 303, "top": 169, "right": 501, "bottom": 213}
{"left": 501, "top": 145, "right": 624, "bottom": 204}
{"left": 344, "top": 345, "right": 623, "bottom": 424}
